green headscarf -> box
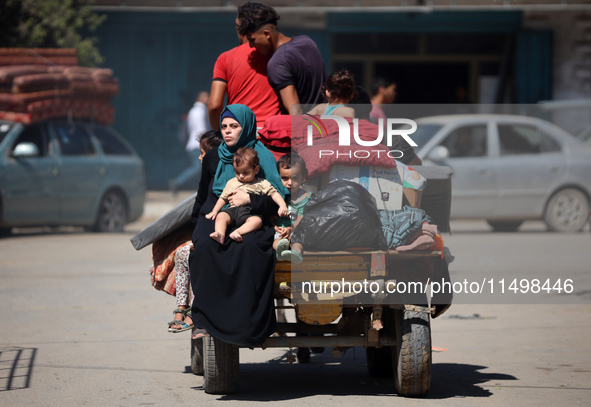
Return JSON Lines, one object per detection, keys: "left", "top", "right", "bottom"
{"left": 212, "top": 104, "right": 288, "bottom": 199}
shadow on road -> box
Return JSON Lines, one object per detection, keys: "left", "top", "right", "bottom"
{"left": 0, "top": 347, "right": 37, "bottom": 391}
{"left": 187, "top": 348, "right": 516, "bottom": 401}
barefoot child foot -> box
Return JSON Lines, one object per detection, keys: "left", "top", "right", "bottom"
{"left": 210, "top": 231, "right": 224, "bottom": 244}
{"left": 229, "top": 230, "right": 243, "bottom": 242}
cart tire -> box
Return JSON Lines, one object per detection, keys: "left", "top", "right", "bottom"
{"left": 203, "top": 336, "right": 240, "bottom": 394}
{"left": 366, "top": 346, "right": 394, "bottom": 377}
{"left": 190, "top": 337, "right": 204, "bottom": 376}
{"left": 393, "top": 309, "right": 432, "bottom": 397}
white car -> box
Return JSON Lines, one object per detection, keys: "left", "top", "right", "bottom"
{"left": 412, "top": 114, "right": 591, "bottom": 232}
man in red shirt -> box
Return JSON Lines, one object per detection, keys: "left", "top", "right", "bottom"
{"left": 208, "top": 17, "right": 280, "bottom": 130}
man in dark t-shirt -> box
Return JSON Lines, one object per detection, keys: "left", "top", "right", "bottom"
{"left": 237, "top": 2, "right": 327, "bottom": 115}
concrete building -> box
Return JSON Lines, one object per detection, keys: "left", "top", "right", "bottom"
{"left": 91, "top": 1, "right": 591, "bottom": 188}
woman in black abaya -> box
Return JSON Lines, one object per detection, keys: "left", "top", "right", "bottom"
{"left": 189, "top": 104, "right": 288, "bottom": 346}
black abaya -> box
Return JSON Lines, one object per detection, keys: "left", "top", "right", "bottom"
{"left": 189, "top": 147, "right": 279, "bottom": 347}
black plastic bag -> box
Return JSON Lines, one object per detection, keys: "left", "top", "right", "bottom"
{"left": 291, "top": 180, "right": 387, "bottom": 251}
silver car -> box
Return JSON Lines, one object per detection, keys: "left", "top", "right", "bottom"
{"left": 413, "top": 114, "right": 591, "bottom": 232}
{"left": 0, "top": 119, "right": 145, "bottom": 235}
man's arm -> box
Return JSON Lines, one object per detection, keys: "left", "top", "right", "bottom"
{"left": 208, "top": 80, "right": 227, "bottom": 130}
{"left": 279, "top": 85, "right": 302, "bottom": 115}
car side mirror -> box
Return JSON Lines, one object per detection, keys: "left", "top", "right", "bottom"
{"left": 427, "top": 145, "right": 449, "bottom": 162}
{"left": 12, "top": 142, "right": 40, "bottom": 158}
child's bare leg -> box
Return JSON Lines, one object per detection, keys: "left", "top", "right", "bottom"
{"left": 291, "top": 242, "right": 303, "bottom": 255}
{"left": 229, "top": 216, "right": 263, "bottom": 242}
{"left": 210, "top": 212, "right": 231, "bottom": 244}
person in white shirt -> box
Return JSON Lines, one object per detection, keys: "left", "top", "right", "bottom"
{"left": 170, "top": 91, "right": 210, "bottom": 193}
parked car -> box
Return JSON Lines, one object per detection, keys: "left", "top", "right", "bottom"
{"left": 411, "top": 114, "right": 591, "bottom": 232}
{"left": 0, "top": 119, "right": 145, "bottom": 235}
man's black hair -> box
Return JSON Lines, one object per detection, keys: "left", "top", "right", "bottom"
{"left": 237, "top": 2, "right": 280, "bottom": 36}
{"left": 371, "top": 77, "right": 396, "bottom": 97}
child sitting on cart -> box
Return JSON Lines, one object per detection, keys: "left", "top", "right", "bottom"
{"left": 307, "top": 70, "right": 356, "bottom": 118}
{"left": 274, "top": 152, "right": 311, "bottom": 264}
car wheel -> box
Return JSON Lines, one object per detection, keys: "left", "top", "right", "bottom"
{"left": 486, "top": 221, "right": 523, "bottom": 232}
{"left": 544, "top": 188, "right": 589, "bottom": 232}
{"left": 93, "top": 190, "right": 128, "bottom": 233}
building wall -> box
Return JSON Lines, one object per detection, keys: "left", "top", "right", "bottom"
{"left": 93, "top": 8, "right": 584, "bottom": 188}
{"left": 524, "top": 10, "right": 591, "bottom": 134}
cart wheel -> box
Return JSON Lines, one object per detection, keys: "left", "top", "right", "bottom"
{"left": 191, "top": 337, "right": 204, "bottom": 376}
{"left": 203, "top": 336, "right": 240, "bottom": 394}
{"left": 366, "top": 346, "right": 394, "bottom": 377}
{"left": 393, "top": 309, "right": 432, "bottom": 397}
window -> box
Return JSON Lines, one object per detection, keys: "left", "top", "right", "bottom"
{"left": 498, "top": 124, "right": 561, "bottom": 156}
{"left": 53, "top": 122, "right": 95, "bottom": 156}
{"left": 332, "top": 33, "right": 419, "bottom": 54}
{"left": 0, "top": 122, "right": 15, "bottom": 145}
{"left": 92, "top": 125, "right": 133, "bottom": 155}
{"left": 441, "top": 125, "right": 487, "bottom": 158}
{"left": 11, "top": 124, "right": 49, "bottom": 157}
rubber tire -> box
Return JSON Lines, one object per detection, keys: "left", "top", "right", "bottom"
{"left": 203, "top": 336, "right": 240, "bottom": 394}
{"left": 544, "top": 188, "right": 589, "bottom": 232}
{"left": 92, "top": 190, "right": 127, "bottom": 232}
{"left": 366, "top": 346, "right": 394, "bottom": 378}
{"left": 486, "top": 220, "right": 523, "bottom": 232}
{"left": 393, "top": 309, "right": 432, "bottom": 397}
{"left": 191, "top": 337, "right": 204, "bottom": 376}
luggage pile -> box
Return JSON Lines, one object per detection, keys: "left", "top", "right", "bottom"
{"left": 0, "top": 48, "right": 119, "bottom": 124}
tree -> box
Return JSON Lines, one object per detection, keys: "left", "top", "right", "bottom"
{"left": 0, "top": 0, "right": 107, "bottom": 67}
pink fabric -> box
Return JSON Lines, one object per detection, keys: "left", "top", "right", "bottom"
{"left": 258, "top": 115, "right": 396, "bottom": 178}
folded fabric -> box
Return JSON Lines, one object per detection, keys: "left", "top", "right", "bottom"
{"left": 150, "top": 266, "right": 176, "bottom": 296}
{"left": 151, "top": 226, "right": 193, "bottom": 282}
{"left": 380, "top": 205, "right": 433, "bottom": 249}
{"left": 396, "top": 223, "right": 438, "bottom": 252}
{"left": 297, "top": 134, "right": 395, "bottom": 179}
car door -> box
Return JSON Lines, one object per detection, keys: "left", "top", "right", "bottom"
{"left": 433, "top": 122, "right": 497, "bottom": 218}
{"left": 0, "top": 123, "right": 61, "bottom": 225}
{"left": 49, "top": 121, "right": 106, "bottom": 224}
{"left": 492, "top": 120, "right": 566, "bottom": 218}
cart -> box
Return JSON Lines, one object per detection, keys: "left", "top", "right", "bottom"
{"left": 190, "top": 166, "right": 453, "bottom": 397}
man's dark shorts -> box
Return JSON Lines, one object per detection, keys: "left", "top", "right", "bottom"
{"left": 222, "top": 205, "right": 261, "bottom": 227}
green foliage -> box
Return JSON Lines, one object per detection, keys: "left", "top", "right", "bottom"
{"left": 0, "top": 0, "right": 107, "bottom": 66}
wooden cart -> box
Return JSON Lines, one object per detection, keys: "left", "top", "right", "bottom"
{"left": 191, "top": 245, "right": 452, "bottom": 397}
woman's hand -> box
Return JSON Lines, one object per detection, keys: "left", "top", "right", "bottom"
{"left": 228, "top": 190, "right": 251, "bottom": 207}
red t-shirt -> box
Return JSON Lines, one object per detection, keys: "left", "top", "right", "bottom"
{"left": 213, "top": 44, "right": 280, "bottom": 128}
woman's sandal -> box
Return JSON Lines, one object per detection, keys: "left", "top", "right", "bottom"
{"left": 168, "top": 308, "right": 194, "bottom": 333}
{"left": 192, "top": 327, "right": 209, "bottom": 339}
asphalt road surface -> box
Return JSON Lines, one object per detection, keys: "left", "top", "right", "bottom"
{"left": 1, "top": 193, "right": 590, "bottom": 406}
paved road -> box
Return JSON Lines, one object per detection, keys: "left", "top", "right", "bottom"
{"left": 1, "top": 192, "right": 590, "bottom": 406}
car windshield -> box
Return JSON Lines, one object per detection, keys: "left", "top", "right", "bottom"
{"left": 411, "top": 124, "right": 443, "bottom": 148}
{"left": 0, "top": 122, "right": 15, "bottom": 145}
